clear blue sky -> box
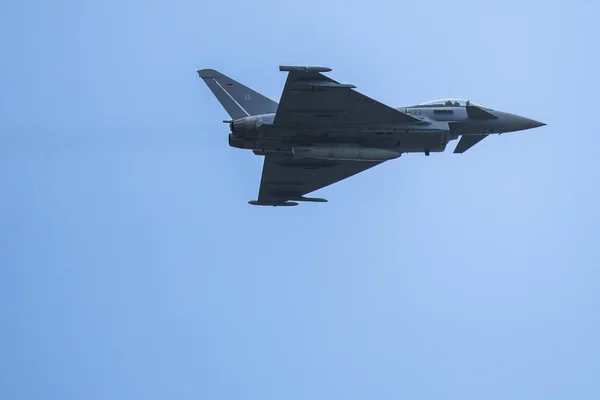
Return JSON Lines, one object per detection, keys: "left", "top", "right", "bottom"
{"left": 1, "top": 0, "right": 599, "bottom": 399}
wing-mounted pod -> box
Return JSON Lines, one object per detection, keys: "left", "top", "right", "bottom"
{"left": 279, "top": 65, "right": 357, "bottom": 90}
{"left": 279, "top": 66, "right": 332, "bottom": 73}
{"left": 248, "top": 200, "right": 299, "bottom": 207}
{"left": 289, "top": 196, "right": 328, "bottom": 203}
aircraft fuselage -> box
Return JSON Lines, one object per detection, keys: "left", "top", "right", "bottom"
{"left": 227, "top": 103, "right": 544, "bottom": 160}
{"left": 198, "top": 66, "right": 546, "bottom": 205}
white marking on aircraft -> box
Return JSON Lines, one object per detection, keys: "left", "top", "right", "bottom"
{"left": 212, "top": 79, "right": 250, "bottom": 117}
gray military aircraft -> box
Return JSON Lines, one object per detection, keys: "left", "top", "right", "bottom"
{"left": 198, "top": 66, "right": 545, "bottom": 206}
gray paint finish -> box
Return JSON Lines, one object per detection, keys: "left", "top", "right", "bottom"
{"left": 198, "top": 66, "right": 546, "bottom": 206}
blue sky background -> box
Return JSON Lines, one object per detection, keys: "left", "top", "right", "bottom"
{"left": 1, "top": 0, "right": 599, "bottom": 399}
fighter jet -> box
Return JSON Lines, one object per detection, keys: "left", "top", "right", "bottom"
{"left": 198, "top": 66, "right": 545, "bottom": 206}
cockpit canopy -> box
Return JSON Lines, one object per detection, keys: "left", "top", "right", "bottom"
{"left": 416, "top": 98, "right": 488, "bottom": 108}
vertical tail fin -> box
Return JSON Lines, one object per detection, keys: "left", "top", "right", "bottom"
{"left": 197, "top": 69, "right": 278, "bottom": 119}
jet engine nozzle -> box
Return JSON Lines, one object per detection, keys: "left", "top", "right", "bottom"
{"left": 228, "top": 134, "right": 256, "bottom": 150}
{"left": 231, "top": 116, "right": 260, "bottom": 136}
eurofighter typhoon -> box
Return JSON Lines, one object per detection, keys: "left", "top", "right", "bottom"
{"left": 198, "top": 66, "right": 545, "bottom": 206}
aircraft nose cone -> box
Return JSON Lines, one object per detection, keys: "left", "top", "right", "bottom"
{"left": 499, "top": 113, "right": 546, "bottom": 132}
{"left": 520, "top": 117, "right": 546, "bottom": 130}
{"left": 526, "top": 118, "right": 546, "bottom": 129}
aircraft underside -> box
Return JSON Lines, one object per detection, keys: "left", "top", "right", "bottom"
{"left": 198, "top": 65, "right": 545, "bottom": 206}
{"left": 228, "top": 128, "right": 452, "bottom": 160}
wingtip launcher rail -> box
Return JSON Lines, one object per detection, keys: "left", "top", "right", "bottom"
{"left": 279, "top": 65, "right": 332, "bottom": 73}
